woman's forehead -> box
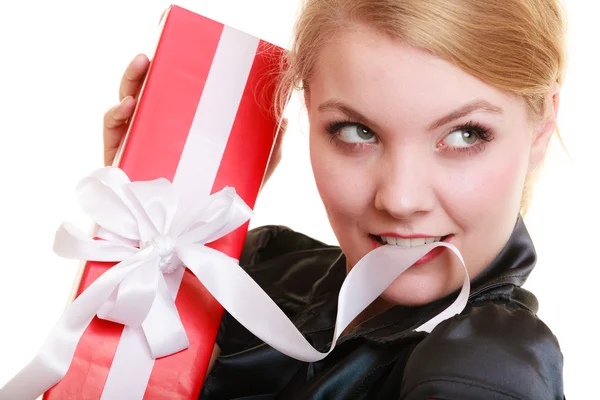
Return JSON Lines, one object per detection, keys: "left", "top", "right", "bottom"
{"left": 309, "top": 26, "right": 525, "bottom": 122}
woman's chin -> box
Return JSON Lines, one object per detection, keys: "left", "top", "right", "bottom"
{"left": 372, "top": 247, "right": 462, "bottom": 307}
{"left": 379, "top": 273, "right": 451, "bottom": 307}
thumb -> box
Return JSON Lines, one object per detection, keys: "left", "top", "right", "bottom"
{"left": 275, "top": 118, "right": 288, "bottom": 147}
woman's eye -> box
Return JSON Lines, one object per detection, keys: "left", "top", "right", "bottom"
{"left": 443, "top": 128, "right": 480, "bottom": 148}
{"left": 338, "top": 124, "right": 377, "bottom": 143}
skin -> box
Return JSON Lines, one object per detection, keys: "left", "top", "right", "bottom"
{"left": 103, "top": 23, "right": 558, "bottom": 377}
{"left": 306, "top": 24, "right": 558, "bottom": 318}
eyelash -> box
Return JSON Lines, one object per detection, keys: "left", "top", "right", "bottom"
{"left": 325, "top": 119, "right": 495, "bottom": 155}
{"left": 325, "top": 120, "right": 373, "bottom": 152}
{"left": 439, "top": 120, "right": 495, "bottom": 156}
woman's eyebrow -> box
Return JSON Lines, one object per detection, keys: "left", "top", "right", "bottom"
{"left": 317, "top": 99, "right": 503, "bottom": 132}
{"left": 317, "top": 100, "right": 382, "bottom": 131}
{"left": 427, "top": 100, "right": 504, "bottom": 131}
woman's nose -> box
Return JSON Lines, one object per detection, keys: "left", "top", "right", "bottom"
{"left": 373, "top": 150, "right": 437, "bottom": 220}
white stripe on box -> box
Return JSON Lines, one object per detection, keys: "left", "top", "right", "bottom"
{"left": 101, "top": 25, "right": 260, "bottom": 400}
{"left": 173, "top": 25, "right": 260, "bottom": 211}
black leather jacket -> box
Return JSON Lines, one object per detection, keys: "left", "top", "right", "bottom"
{"left": 200, "top": 217, "right": 564, "bottom": 399}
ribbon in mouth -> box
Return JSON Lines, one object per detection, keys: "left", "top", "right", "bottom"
{"left": 370, "top": 234, "right": 452, "bottom": 246}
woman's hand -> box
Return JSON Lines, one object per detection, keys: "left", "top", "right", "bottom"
{"left": 102, "top": 54, "right": 286, "bottom": 185}
{"left": 103, "top": 54, "right": 150, "bottom": 167}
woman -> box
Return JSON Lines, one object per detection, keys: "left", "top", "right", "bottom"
{"left": 104, "top": 0, "right": 566, "bottom": 398}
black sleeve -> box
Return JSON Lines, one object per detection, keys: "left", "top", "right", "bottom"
{"left": 400, "top": 303, "right": 564, "bottom": 400}
{"left": 215, "top": 225, "right": 334, "bottom": 354}
{"left": 237, "top": 224, "right": 330, "bottom": 266}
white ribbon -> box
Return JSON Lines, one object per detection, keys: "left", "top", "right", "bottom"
{"left": 0, "top": 167, "right": 469, "bottom": 400}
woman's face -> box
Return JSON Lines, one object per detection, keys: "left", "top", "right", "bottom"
{"left": 307, "top": 25, "right": 555, "bottom": 306}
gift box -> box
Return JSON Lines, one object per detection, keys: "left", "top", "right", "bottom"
{"left": 0, "top": 5, "right": 285, "bottom": 400}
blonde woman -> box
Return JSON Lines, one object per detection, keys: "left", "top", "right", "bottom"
{"left": 104, "top": 0, "right": 566, "bottom": 398}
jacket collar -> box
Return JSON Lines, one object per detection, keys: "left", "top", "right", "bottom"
{"left": 469, "top": 215, "right": 537, "bottom": 295}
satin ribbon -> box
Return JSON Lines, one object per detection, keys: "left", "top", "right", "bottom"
{"left": 0, "top": 167, "right": 469, "bottom": 400}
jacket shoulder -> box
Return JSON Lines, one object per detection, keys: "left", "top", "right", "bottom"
{"left": 239, "top": 225, "right": 336, "bottom": 266}
{"left": 216, "top": 226, "right": 341, "bottom": 355}
{"left": 401, "top": 302, "right": 564, "bottom": 399}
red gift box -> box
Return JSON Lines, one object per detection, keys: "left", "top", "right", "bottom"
{"left": 31, "top": 5, "right": 284, "bottom": 399}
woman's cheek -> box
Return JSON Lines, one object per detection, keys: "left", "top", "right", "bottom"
{"left": 311, "top": 148, "right": 375, "bottom": 220}
{"left": 439, "top": 150, "right": 527, "bottom": 222}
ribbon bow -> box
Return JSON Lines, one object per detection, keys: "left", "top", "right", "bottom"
{"left": 0, "top": 167, "right": 254, "bottom": 399}
{"left": 0, "top": 167, "right": 471, "bottom": 400}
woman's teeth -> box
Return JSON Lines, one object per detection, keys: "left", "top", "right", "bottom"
{"left": 380, "top": 236, "right": 443, "bottom": 248}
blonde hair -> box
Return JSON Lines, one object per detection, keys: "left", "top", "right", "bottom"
{"left": 275, "top": 0, "right": 567, "bottom": 215}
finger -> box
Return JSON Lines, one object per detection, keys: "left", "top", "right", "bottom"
{"left": 261, "top": 119, "right": 288, "bottom": 189}
{"left": 104, "top": 146, "right": 121, "bottom": 167}
{"left": 268, "top": 118, "right": 287, "bottom": 167}
{"left": 274, "top": 118, "right": 288, "bottom": 148}
{"left": 104, "top": 96, "right": 136, "bottom": 130}
{"left": 103, "top": 97, "right": 136, "bottom": 166}
{"left": 279, "top": 117, "right": 288, "bottom": 135}
{"left": 119, "top": 54, "right": 150, "bottom": 101}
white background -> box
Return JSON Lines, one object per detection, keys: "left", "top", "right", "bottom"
{"left": 0, "top": 0, "right": 597, "bottom": 398}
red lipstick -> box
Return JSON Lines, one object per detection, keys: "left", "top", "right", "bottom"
{"left": 412, "top": 235, "right": 453, "bottom": 266}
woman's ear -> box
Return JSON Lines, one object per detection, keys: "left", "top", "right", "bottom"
{"left": 528, "top": 83, "right": 561, "bottom": 173}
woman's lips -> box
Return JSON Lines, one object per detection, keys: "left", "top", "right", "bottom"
{"left": 368, "top": 234, "right": 453, "bottom": 266}
{"left": 412, "top": 235, "right": 453, "bottom": 266}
